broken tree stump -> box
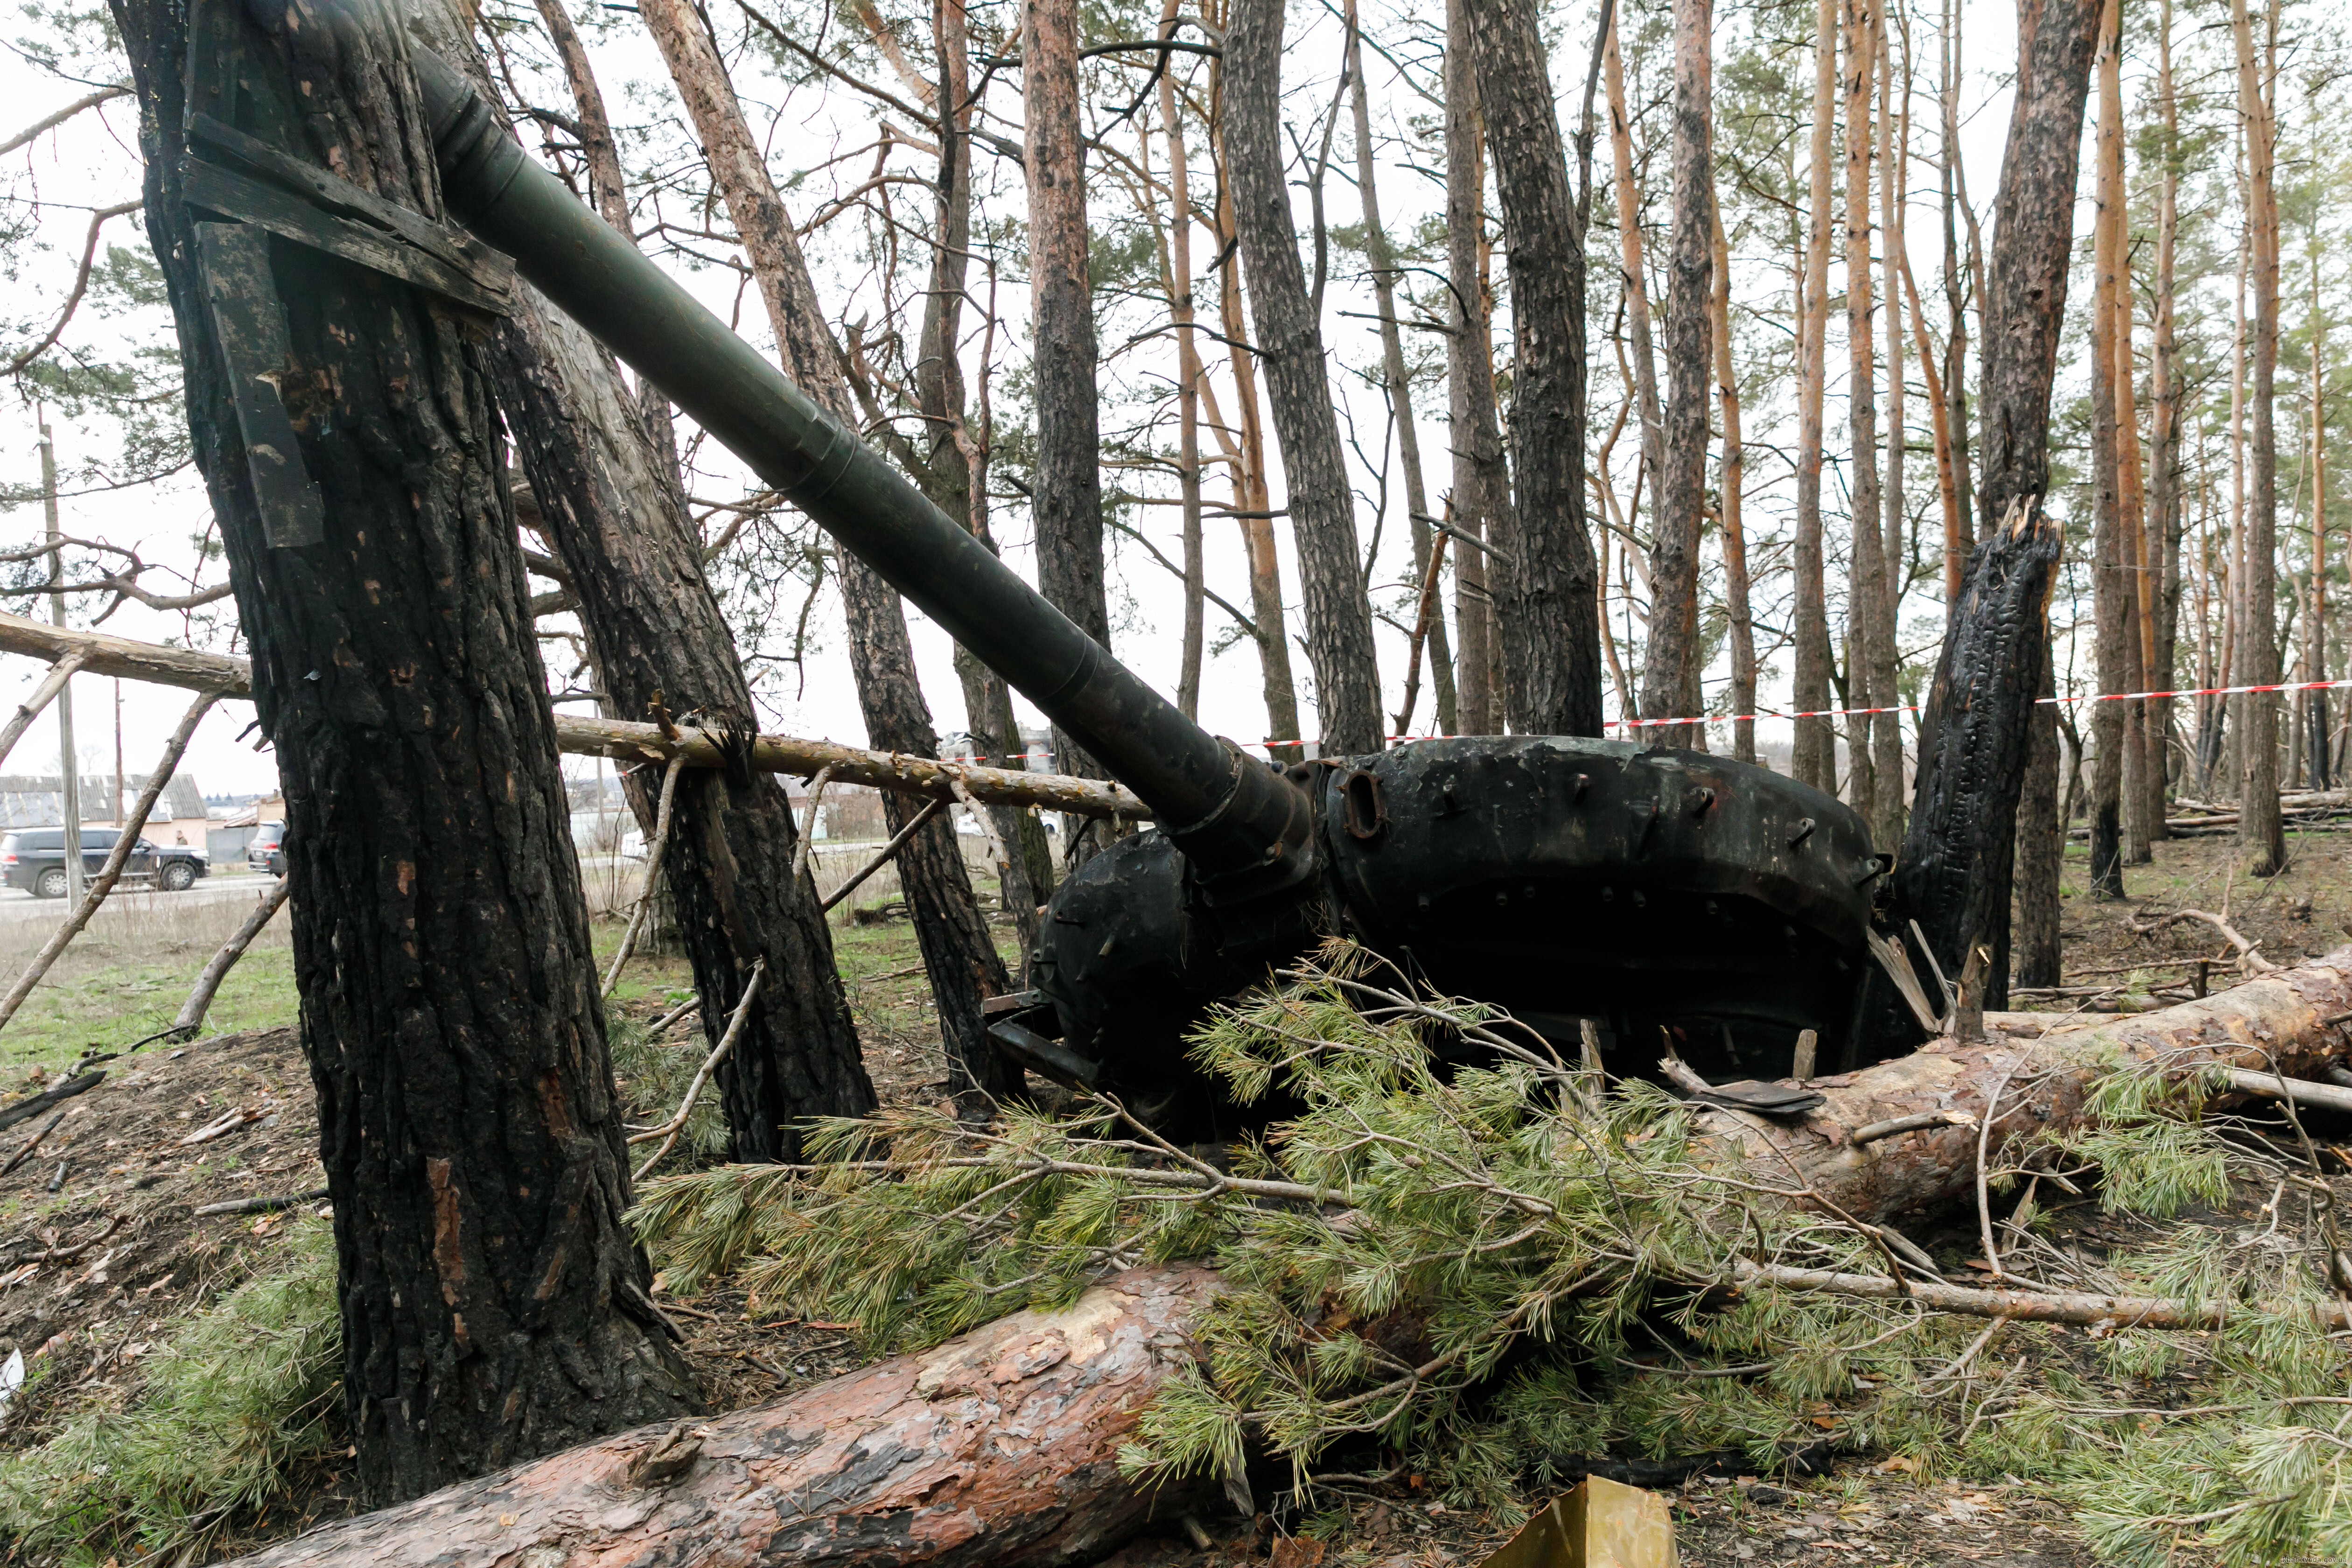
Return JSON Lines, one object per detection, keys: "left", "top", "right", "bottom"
{"left": 224, "top": 1266, "right": 1220, "bottom": 1568}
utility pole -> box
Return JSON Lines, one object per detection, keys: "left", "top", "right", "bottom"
{"left": 38, "top": 409, "right": 83, "bottom": 903}
{"left": 113, "top": 679, "right": 124, "bottom": 825}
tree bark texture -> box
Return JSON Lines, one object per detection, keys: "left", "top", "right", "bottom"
{"left": 1225, "top": 0, "right": 1383, "bottom": 755}
{"left": 1972, "top": 0, "right": 2100, "bottom": 931}
{"left": 1881, "top": 502, "right": 2062, "bottom": 1047}
{"left": 1791, "top": 0, "right": 1838, "bottom": 794}
{"left": 2096, "top": 1, "right": 2151, "bottom": 866}
{"left": 1842, "top": 0, "right": 1896, "bottom": 847}
{"left": 113, "top": 0, "right": 694, "bottom": 1503}
{"left": 1348, "top": 17, "right": 1454, "bottom": 736}
{"left": 2231, "top": 0, "right": 2284, "bottom": 875}
{"left": 1711, "top": 203, "right": 1756, "bottom": 763}
{"left": 1445, "top": 0, "right": 1508, "bottom": 737}
{"left": 925, "top": 0, "right": 1044, "bottom": 954}
{"left": 1695, "top": 946, "right": 2352, "bottom": 1228}
{"left": 491, "top": 290, "right": 876, "bottom": 1160}
{"left": 2086, "top": 0, "right": 2129, "bottom": 901}
{"left": 1639, "top": 0, "right": 1712, "bottom": 743}
{"left": 2011, "top": 638, "right": 2064, "bottom": 988}
{"left": 224, "top": 1266, "right": 1223, "bottom": 1568}
{"left": 1974, "top": 0, "right": 2100, "bottom": 537}
{"left": 1462, "top": 0, "right": 1603, "bottom": 739}
{"left": 1022, "top": 0, "right": 1115, "bottom": 793}
{"left": 640, "top": 0, "right": 1015, "bottom": 1096}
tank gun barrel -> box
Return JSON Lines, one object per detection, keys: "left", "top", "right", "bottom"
{"left": 412, "top": 49, "right": 1312, "bottom": 894}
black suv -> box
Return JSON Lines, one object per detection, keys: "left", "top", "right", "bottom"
{"left": 0, "top": 827, "right": 210, "bottom": 898}
{"left": 247, "top": 820, "right": 287, "bottom": 875}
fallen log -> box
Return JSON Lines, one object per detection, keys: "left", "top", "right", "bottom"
{"left": 220, "top": 956, "right": 2352, "bottom": 1566}
{"left": 1685, "top": 945, "right": 2352, "bottom": 1225}
{"left": 0, "top": 609, "right": 1147, "bottom": 819}
{"left": 224, "top": 1265, "right": 1219, "bottom": 1568}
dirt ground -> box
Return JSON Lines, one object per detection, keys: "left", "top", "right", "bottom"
{"left": 4, "top": 825, "right": 2351, "bottom": 1565}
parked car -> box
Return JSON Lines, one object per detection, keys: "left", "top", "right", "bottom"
{"left": 248, "top": 820, "right": 287, "bottom": 875}
{"left": 0, "top": 827, "right": 210, "bottom": 898}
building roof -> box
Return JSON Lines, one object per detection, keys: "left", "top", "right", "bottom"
{"left": 0, "top": 772, "right": 208, "bottom": 830}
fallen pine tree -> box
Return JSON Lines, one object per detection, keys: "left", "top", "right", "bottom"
{"left": 175, "top": 943, "right": 2352, "bottom": 1568}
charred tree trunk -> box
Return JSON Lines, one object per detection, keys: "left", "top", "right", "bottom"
{"left": 113, "top": 0, "right": 695, "bottom": 1503}
{"left": 1639, "top": 0, "right": 1712, "bottom": 744}
{"left": 1843, "top": 0, "right": 1894, "bottom": 845}
{"left": 1900, "top": 0, "right": 2107, "bottom": 1034}
{"left": 1791, "top": 0, "right": 1838, "bottom": 794}
{"left": 1225, "top": 0, "right": 1383, "bottom": 755}
{"left": 641, "top": 0, "right": 1015, "bottom": 1099}
{"left": 1461, "top": 0, "right": 1603, "bottom": 738}
{"left": 1877, "top": 504, "right": 2062, "bottom": 1052}
{"left": 1445, "top": 0, "right": 1509, "bottom": 736}
{"left": 425, "top": 9, "right": 877, "bottom": 1164}
{"left": 1022, "top": 0, "right": 1117, "bottom": 815}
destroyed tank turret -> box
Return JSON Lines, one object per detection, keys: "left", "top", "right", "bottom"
{"left": 416, "top": 52, "right": 1897, "bottom": 1127}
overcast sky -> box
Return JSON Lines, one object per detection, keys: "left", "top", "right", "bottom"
{"left": 0, "top": 0, "right": 2035, "bottom": 805}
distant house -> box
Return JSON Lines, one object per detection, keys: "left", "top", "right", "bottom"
{"left": 0, "top": 771, "right": 216, "bottom": 854}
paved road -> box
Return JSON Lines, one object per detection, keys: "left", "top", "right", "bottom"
{"left": 0, "top": 872, "right": 281, "bottom": 926}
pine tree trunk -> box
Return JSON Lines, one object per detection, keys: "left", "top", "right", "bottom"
{"left": 1602, "top": 24, "right": 1664, "bottom": 541}
{"left": 1791, "top": 0, "right": 1838, "bottom": 793}
{"left": 1639, "top": 0, "right": 1712, "bottom": 745}
{"left": 2305, "top": 239, "right": 2329, "bottom": 788}
{"left": 2086, "top": 0, "right": 2129, "bottom": 899}
{"left": 1201, "top": 145, "right": 1302, "bottom": 755}
{"left": 1876, "top": 2, "right": 1908, "bottom": 833}
{"left": 112, "top": 0, "right": 696, "bottom": 1503}
{"left": 1971, "top": 0, "right": 2103, "bottom": 971}
{"left": 1936, "top": 0, "right": 1977, "bottom": 561}
{"left": 1225, "top": 0, "right": 1384, "bottom": 755}
{"left": 1022, "top": 0, "right": 1117, "bottom": 809}
{"left": 1843, "top": 0, "right": 1891, "bottom": 841}
{"left": 1461, "top": 0, "right": 1603, "bottom": 738}
{"left": 2231, "top": 0, "right": 2285, "bottom": 875}
{"left": 1161, "top": 0, "right": 1208, "bottom": 726}
{"left": 2103, "top": 17, "right": 2154, "bottom": 863}
{"left": 927, "top": 0, "right": 1043, "bottom": 956}
{"left": 1445, "top": 0, "right": 1509, "bottom": 737}
{"left": 2012, "top": 645, "right": 2065, "bottom": 988}
{"left": 2148, "top": 0, "right": 2184, "bottom": 806}
{"left": 434, "top": 3, "right": 877, "bottom": 1166}
{"left": 1711, "top": 203, "right": 1756, "bottom": 763}
{"left": 640, "top": 0, "right": 1015, "bottom": 1098}
{"left": 1349, "top": 19, "right": 1455, "bottom": 736}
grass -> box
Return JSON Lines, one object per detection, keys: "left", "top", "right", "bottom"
{"left": 0, "top": 1219, "right": 342, "bottom": 1565}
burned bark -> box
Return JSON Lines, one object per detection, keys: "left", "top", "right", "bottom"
{"left": 112, "top": 0, "right": 694, "bottom": 1501}
{"left": 1893, "top": 0, "right": 2098, "bottom": 1017}
{"left": 1225, "top": 0, "right": 1383, "bottom": 754}
{"left": 1460, "top": 0, "right": 1603, "bottom": 738}
{"left": 223, "top": 1266, "right": 1223, "bottom": 1568}
{"left": 1877, "top": 502, "right": 2061, "bottom": 1050}
{"left": 2230, "top": 0, "right": 2285, "bottom": 875}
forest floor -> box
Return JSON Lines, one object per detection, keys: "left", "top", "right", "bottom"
{"left": 2, "top": 827, "right": 2351, "bottom": 1564}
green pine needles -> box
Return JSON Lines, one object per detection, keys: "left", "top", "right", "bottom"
{"left": 0, "top": 1218, "right": 343, "bottom": 1564}
{"left": 632, "top": 942, "right": 2352, "bottom": 1564}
